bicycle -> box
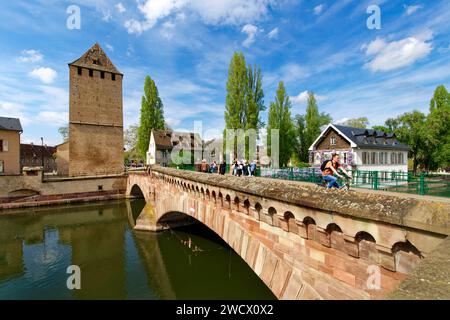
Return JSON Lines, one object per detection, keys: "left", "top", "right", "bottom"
{"left": 317, "top": 173, "right": 352, "bottom": 191}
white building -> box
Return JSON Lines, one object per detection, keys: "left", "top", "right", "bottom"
{"left": 309, "top": 124, "right": 409, "bottom": 173}
{"left": 146, "top": 129, "right": 204, "bottom": 167}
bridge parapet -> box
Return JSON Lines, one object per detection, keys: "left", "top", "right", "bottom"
{"left": 127, "top": 166, "right": 449, "bottom": 300}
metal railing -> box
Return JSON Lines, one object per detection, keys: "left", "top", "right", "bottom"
{"left": 174, "top": 164, "right": 449, "bottom": 198}
{"left": 258, "top": 168, "right": 449, "bottom": 198}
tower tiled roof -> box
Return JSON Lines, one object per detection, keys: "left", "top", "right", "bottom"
{"left": 69, "top": 43, "right": 122, "bottom": 75}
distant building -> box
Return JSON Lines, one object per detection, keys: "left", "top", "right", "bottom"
{"left": 146, "top": 129, "right": 203, "bottom": 167}
{"left": 146, "top": 130, "right": 173, "bottom": 167}
{"left": 65, "top": 43, "right": 124, "bottom": 176}
{"left": 20, "top": 143, "right": 57, "bottom": 172}
{"left": 55, "top": 141, "right": 70, "bottom": 175}
{"left": 0, "top": 117, "right": 22, "bottom": 175}
{"left": 309, "top": 124, "right": 409, "bottom": 173}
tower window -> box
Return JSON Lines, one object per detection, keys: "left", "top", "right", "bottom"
{"left": 89, "top": 69, "right": 93, "bottom": 77}
{"left": 111, "top": 74, "right": 116, "bottom": 81}
{"left": 101, "top": 71, "right": 105, "bottom": 79}
{"left": 77, "top": 67, "right": 82, "bottom": 75}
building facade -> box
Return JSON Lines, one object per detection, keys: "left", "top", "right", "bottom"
{"left": 67, "top": 43, "right": 124, "bottom": 176}
{"left": 146, "top": 129, "right": 204, "bottom": 167}
{"left": 0, "top": 117, "right": 22, "bottom": 175}
{"left": 146, "top": 130, "right": 173, "bottom": 167}
{"left": 20, "top": 143, "right": 57, "bottom": 172}
{"left": 309, "top": 124, "right": 409, "bottom": 173}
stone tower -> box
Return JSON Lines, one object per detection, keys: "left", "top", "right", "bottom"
{"left": 68, "top": 43, "right": 124, "bottom": 176}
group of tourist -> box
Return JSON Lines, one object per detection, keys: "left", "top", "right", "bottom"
{"left": 198, "top": 159, "right": 257, "bottom": 177}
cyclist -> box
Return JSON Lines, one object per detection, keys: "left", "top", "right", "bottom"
{"left": 321, "top": 153, "right": 352, "bottom": 189}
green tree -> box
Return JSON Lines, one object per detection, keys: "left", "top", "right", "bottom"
{"left": 246, "top": 65, "right": 265, "bottom": 130}
{"left": 301, "top": 92, "right": 332, "bottom": 161}
{"left": 137, "top": 76, "right": 165, "bottom": 158}
{"left": 394, "top": 111, "right": 428, "bottom": 174}
{"left": 293, "top": 115, "right": 308, "bottom": 163}
{"left": 267, "top": 81, "right": 295, "bottom": 167}
{"left": 58, "top": 125, "right": 69, "bottom": 142}
{"left": 427, "top": 85, "right": 450, "bottom": 170}
{"left": 343, "top": 117, "right": 369, "bottom": 128}
{"left": 224, "top": 52, "right": 265, "bottom": 160}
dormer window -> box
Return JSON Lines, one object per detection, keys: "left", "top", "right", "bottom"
{"left": 92, "top": 58, "right": 99, "bottom": 65}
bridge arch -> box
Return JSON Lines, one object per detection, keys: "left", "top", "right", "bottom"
{"left": 126, "top": 169, "right": 449, "bottom": 300}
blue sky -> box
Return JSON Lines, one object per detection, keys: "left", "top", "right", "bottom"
{"left": 0, "top": 0, "right": 449, "bottom": 146}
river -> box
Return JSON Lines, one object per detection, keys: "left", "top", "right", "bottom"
{"left": 0, "top": 199, "right": 275, "bottom": 300}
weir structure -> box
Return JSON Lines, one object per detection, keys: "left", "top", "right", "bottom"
{"left": 126, "top": 166, "right": 450, "bottom": 300}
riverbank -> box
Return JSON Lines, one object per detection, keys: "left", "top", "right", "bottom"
{"left": 0, "top": 190, "right": 127, "bottom": 212}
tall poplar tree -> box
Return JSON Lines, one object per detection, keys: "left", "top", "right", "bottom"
{"left": 304, "top": 92, "right": 331, "bottom": 156}
{"left": 267, "top": 81, "right": 295, "bottom": 167}
{"left": 224, "top": 52, "right": 265, "bottom": 160}
{"left": 137, "top": 75, "right": 165, "bottom": 158}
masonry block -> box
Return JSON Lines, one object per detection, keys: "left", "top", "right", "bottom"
{"left": 296, "top": 222, "right": 308, "bottom": 239}
{"left": 359, "top": 240, "right": 378, "bottom": 263}
{"left": 281, "top": 270, "right": 304, "bottom": 300}
{"left": 288, "top": 219, "right": 298, "bottom": 234}
{"left": 307, "top": 223, "right": 316, "bottom": 240}
{"left": 316, "top": 229, "right": 331, "bottom": 247}
{"left": 345, "top": 239, "right": 359, "bottom": 258}
{"left": 270, "top": 261, "right": 292, "bottom": 298}
{"left": 330, "top": 231, "right": 346, "bottom": 252}
{"left": 394, "top": 251, "right": 421, "bottom": 274}
{"left": 260, "top": 252, "right": 278, "bottom": 287}
{"left": 378, "top": 251, "right": 396, "bottom": 272}
{"left": 279, "top": 218, "right": 289, "bottom": 232}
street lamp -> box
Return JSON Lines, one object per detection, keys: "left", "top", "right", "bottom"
{"left": 41, "top": 137, "right": 44, "bottom": 182}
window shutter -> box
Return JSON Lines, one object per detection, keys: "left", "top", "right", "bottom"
{"left": 3, "top": 140, "right": 8, "bottom": 152}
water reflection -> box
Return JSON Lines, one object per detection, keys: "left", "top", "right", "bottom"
{"left": 0, "top": 200, "right": 275, "bottom": 300}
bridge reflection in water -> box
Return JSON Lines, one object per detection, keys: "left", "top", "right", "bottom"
{"left": 0, "top": 200, "right": 275, "bottom": 300}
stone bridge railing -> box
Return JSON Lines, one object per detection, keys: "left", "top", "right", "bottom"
{"left": 126, "top": 166, "right": 449, "bottom": 300}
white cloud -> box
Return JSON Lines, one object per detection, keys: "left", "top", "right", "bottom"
{"left": 106, "top": 44, "right": 114, "bottom": 52}
{"left": 102, "top": 10, "right": 112, "bottom": 22}
{"left": 314, "top": 4, "right": 324, "bottom": 15}
{"left": 242, "top": 24, "right": 258, "bottom": 47}
{"left": 279, "top": 63, "right": 309, "bottom": 83}
{"left": 126, "top": 0, "right": 273, "bottom": 34}
{"left": 291, "top": 90, "right": 327, "bottom": 105}
{"left": 404, "top": 4, "right": 423, "bottom": 16}
{"left": 0, "top": 101, "right": 31, "bottom": 125}
{"left": 37, "top": 111, "right": 68, "bottom": 126}
{"left": 161, "top": 21, "right": 176, "bottom": 40}
{"left": 29, "top": 67, "right": 57, "bottom": 84}
{"left": 115, "top": 2, "right": 126, "bottom": 13}
{"left": 267, "top": 27, "right": 279, "bottom": 39}
{"left": 17, "top": 50, "right": 43, "bottom": 63}
{"left": 363, "top": 32, "right": 433, "bottom": 72}
{"left": 189, "top": 0, "right": 273, "bottom": 26}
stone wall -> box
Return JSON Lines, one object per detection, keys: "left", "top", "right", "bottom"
{"left": 0, "top": 170, "right": 126, "bottom": 199}
{"left": 56, "top": 141, "right": 69, "bottom": 175}
{"left": 126, "top": 167, "right": 450, "bottom": 300}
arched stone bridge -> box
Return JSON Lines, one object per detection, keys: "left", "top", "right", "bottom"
{"left": 126, "top": 166, "right": 449, "bottom": 300}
